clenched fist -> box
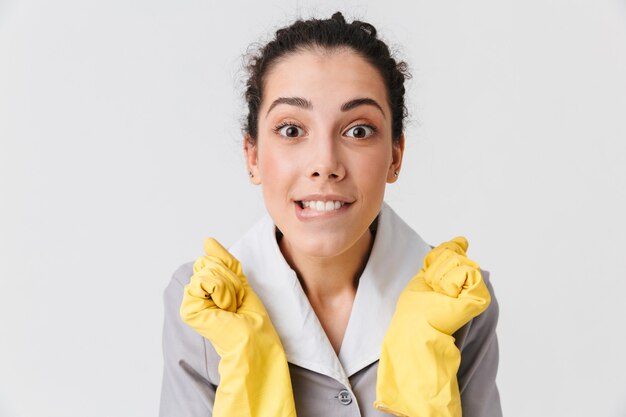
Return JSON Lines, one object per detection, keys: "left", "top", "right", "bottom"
{"left": 374, "top": 237, "right": 491, "bottom": 417}
{"left": 180, "top": 238, "right": 297, "bottom": 417}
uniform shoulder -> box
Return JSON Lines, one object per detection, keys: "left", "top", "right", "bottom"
{"left": 167, "top": 261, "right": 195, "bottom": 289}
{"left": 162, "top": 260, "right": 222, "bottom": 384}
{"left": 459, "top": 268, "right": 500, "bottom": 346}
{"left": 479, "top": 269, "right": 500, "bottom": 326}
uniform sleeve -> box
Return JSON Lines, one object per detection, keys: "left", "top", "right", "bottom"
{"left": 457, "top": 270, "right": 503, "bottom": 417}
{"left": 159, "top": 262, "right": 217, "bottom": 417}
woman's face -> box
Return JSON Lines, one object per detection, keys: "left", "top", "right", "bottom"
{"left": 245, "top": 47, "right": 404, "bottom": 259}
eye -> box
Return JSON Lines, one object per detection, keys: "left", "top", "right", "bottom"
{"left": 274, "top": 123, "right": 305, "bottom": 138}
{"left": 345, "top": 124, "right": 377, "bottom": 139}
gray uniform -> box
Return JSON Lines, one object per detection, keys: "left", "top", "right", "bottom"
{"left": 159, "top": 203, "right": 503, "bottom": 417}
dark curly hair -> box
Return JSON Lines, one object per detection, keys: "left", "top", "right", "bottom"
{"left": 243, "top": 11, "right": 411, "bottom": 145}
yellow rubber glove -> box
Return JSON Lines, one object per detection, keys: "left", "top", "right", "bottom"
{"left": 374, "top": 237, "right": 491, "bottom": 417}
{"left": 180, "top": 238, "right": 297, "bottom": 417}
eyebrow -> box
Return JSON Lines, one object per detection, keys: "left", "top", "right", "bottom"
{"left": 265, "top": 96, "right": 386, "bottom": 119}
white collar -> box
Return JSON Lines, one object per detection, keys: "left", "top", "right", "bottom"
{"left": 229, "top": 202, "right": 431, "bottom": 387}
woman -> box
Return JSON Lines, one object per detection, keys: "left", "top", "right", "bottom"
{"left": 160, "top": 12, "right": 502, "bottom": 417}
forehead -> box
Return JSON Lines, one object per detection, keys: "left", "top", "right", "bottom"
{"left": 261, "top": 48, "right": 389, "bottom": 114}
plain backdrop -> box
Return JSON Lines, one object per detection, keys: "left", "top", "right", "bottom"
{"left": 1, "top": 0, "right": 625, "bottom": 416}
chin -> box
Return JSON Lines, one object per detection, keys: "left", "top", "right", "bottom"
{"left": 287, "top": 224, "right": 366, "bottom": 258}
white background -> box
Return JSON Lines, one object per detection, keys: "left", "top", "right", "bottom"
{"left": 1, "top": 0, "right": 625, "bottom": 416}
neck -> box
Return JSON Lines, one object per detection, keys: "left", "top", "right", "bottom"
{"left": 278, "top": 228, "right": 375, "bottom": 305}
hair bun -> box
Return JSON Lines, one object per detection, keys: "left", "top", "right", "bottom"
{"left": 352, "top": 20, "right": 377, "bottom": 37}
{"left": 331, "top": 12, "right": 346, "bottom": 24}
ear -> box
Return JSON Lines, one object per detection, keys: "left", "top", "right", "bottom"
{"left": 243, "top": 135, "right": 262, "bottom": 185}
{"left": 386, "top": 133, "right": 405, "bottom": 183}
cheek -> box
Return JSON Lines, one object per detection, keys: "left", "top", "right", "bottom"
{"left": 353, "top": 149, "right": 392, "bottom": 183}
{"left": 259, "top": 145, "right": 290, "bottom": 179}
{"left": 257, "top": 142, "right": 299, "bottom": 201}
{"left": 362, "top": 157, "right": 393, "bottom": 205}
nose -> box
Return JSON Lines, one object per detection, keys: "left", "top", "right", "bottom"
{"left": 307, "top": 133, "right": 346, "bottom": 181}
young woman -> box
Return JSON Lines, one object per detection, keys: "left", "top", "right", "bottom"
{"left": 160, "top": 12, "right": 502, "bottom": 417}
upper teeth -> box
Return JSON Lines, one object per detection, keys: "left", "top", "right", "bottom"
{"left": 302, "top": 200, "right": 345, "bottom": 211}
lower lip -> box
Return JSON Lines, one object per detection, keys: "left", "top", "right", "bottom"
{"left": 294, "top": 201, "right": 352, "bottom": 220}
